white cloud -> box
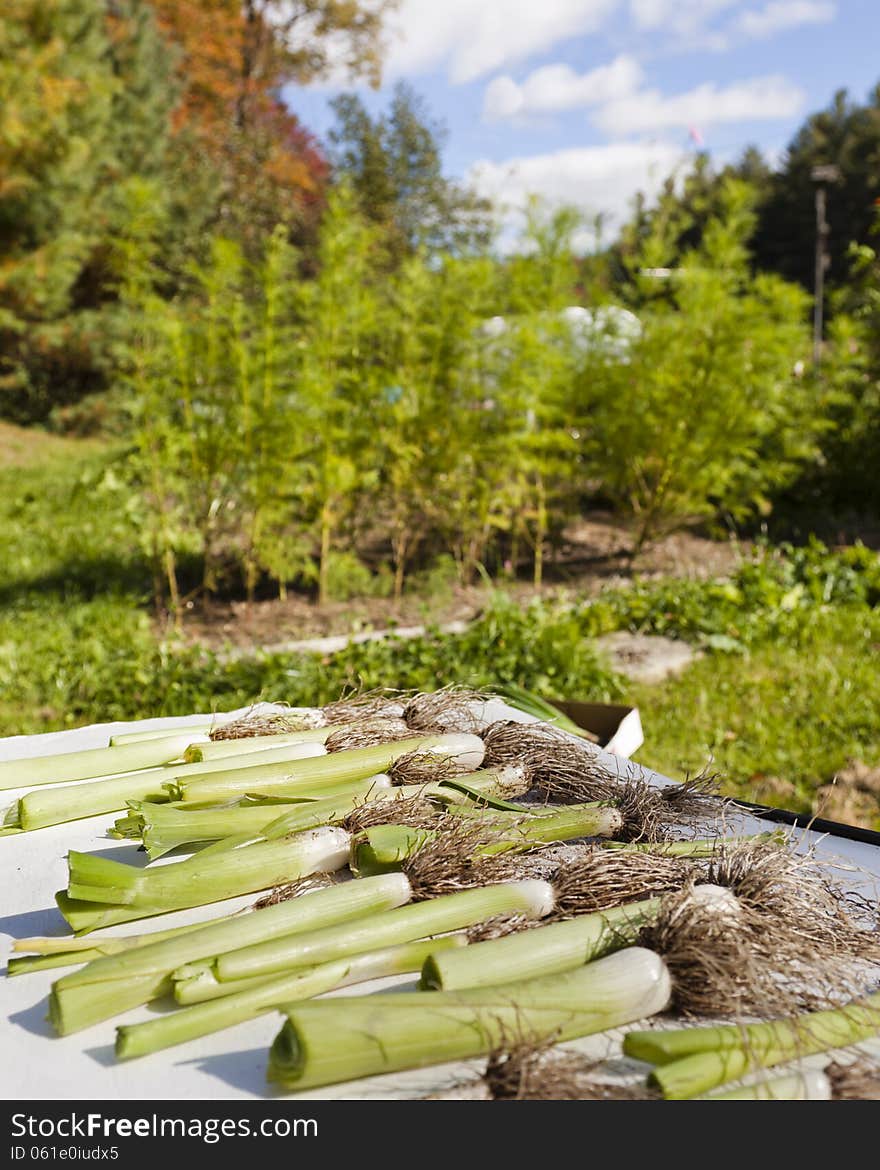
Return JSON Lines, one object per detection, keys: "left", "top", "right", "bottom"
{"left": 469, "top": 140, "right": 685, "bottom": 243}
{"left": 595, "top": 74, "right": 805, "bottom": 134}
{"left": 739, "top": 0, "right": 835, "bottom": 39}
{"left": 383, "top": 0, "right": 621, "bottom": 84}
{"left": 630, "top": 0, "right": 738, "bottom": 29}
{"left": 483, "top": 55, "right": 643, "bottom": 120}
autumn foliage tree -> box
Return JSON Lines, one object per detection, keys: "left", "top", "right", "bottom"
{"left": 150, "top": 0, "right": 396, "bottom": 249}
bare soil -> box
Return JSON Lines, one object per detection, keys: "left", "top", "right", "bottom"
{"left": 179, "top": 514, "right": 743, "bottom": 652}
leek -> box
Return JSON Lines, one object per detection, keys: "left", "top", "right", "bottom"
{"left": 115, "top": 936, "right": 465, "bottom": 1060}
{"left": 182, "top": 728, "right": 333, "bottom": 764}
{"left": 0, "top": 732, "right": 207, "bottom": 792}
{"left": 170, "top": 733, "right": 486, "bottom": 804}
{"left": 187, "top": 880, "right": 555, "bottom": 986}
{"left": 267, "top": 947, "right": 671, "bottom": 1091}
{"left": 624, "top": 989, "right": 880, "bottom": 1099}
{"left": 110, "top": 724, "right": 217, "bottom": 747}
{"left": 421, "top": 898, "right": 662, "bottom": 990}
{"left": 57, "top": 826, "right": 352, "bottom": 932}
{"left": 115, "top": 776, "right": 392, "bottom": 860}
{"left": 3, "top": 740, "right": 327, "bottom": 833}
{"left": 48, "top": 872, "right": 412, "bottom": 1033}
{"left": 703, "top": 1071, "right": 832, "bottom": 1100}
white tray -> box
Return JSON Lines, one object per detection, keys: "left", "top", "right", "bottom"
{"left": 2, "top": 704, "right": 879, "bottom": 1100}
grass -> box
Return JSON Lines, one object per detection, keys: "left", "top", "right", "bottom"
{"left": 631, "top": 608, "right": 880, "bottom": 822}
{"left": 1, "top": 424, "right": 878, "bottom": 826}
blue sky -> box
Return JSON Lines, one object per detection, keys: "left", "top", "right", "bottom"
{"left": 284, "top": 1, "right": 879, "bottom": 238}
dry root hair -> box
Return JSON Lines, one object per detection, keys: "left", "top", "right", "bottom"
{"left": 484, "top": 1035, "right": 656, "bottom": 1101}
{"left": 321, "top": 688, "right": 410, "bottom": 725}
{"left": 641, "top": 838, "right": 880, "bottom": 1016}
{"left": 210, "top": 707, "right": 322, "bottom": 741}
{"left": 827, "top": 1059, "right": 880, "bottom": 1100}
{"left": 324, "top": 718, "right": 413, "bottom": 753}
{"left": 550, "top": 848, "right": 698, "bottom": 918}
{"left": 403, "top": 687, "right": 488, "bottom": 734}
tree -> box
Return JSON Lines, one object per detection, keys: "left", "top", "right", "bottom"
{"left": 753, "top": 86, "right": 880, "bottom": 293}
{"left": 150, "top": 1, "right": 329, "bottom": 253}
{"left": 293, "top": 184, "right": 385, "bottom": 605}
{"left": 0, "top": 0, "right": 177, "bottom": 422}
{"left": 329, "top": 83, "right": 493, "bottom": 261}
{"left": 583, "top": 181, "right": 817, "bottom": 552}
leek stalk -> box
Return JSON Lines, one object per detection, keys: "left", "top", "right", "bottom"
{"left": 57, "top": 826, "right": 352, "bottom": 932}
{"left": 0, "top": 733, "right": 208, "bottom": 792}
{"left": 183, "top": 880, "right": 555, "bottom": 986}
{"left": 421, "top": 898, "right": 662, "bottom": 990}
{"left": 3, "top": 740, "right": 327, "bottom": 833}
{"left": 170, "top": 733, "right": 486, "bottom": 804}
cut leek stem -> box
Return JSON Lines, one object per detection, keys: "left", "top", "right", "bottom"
{"left": 48, "top": 873, "right": 412, "bottom": 1033}
{"left": 0, "top": 732, "right": 207, "bottom": 793}
{"left": 421, "top": 898, "right": 662, "bottom": 990}
{"left": 624, "top": 989, "right": 880, "bottom": 1099}
{"left": 6, "top": 774, "right": 177, "bottom": 833}
{"left": 57, "top": 826, "right": 352, "bottom": 932}
{"left": 702, "top": 1070, "right": 832, "bottom": 1100}
{"left": 3, "top": 741, "right": 327, "bottom": 833}
{"left": 267, "top": 947, "right": 671, "bottom": 1091}
{"left": 116, "top": 936, "right": 466, "bottom": 1060}
{"left": 171, "top": 733, "right": 486, "bottom": 804}
{"left": 193, "top": 880, "right": 555, "bottom": 986}
{"left": 350, "top": 802, "right": 624, "bottom": 876}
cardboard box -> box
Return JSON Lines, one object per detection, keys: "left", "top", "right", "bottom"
{"left": 550, "top": 700, "right": 644, "bottom": 759}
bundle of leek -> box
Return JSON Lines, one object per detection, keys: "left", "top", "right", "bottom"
{"left": 168, "top": 880, "right": 554, "bottom": 1000}
{"left": 3, "top": 731, "right": 485, "bottom": 834}
{"left": 0, "top": 737, "right": 330, "bottom": 833}
{"left": 420, "top": 839, "right": 880, "bottom": 1016}
{"left": 114, "top": 937, "right": 466, "bottom": 1060}
{"left": 48, "top": 877, "right": 552, "bottom": 1035}
{"left": 46, "top": 872, "right": 413, "bottom": 1033}
{"left": 111, "top": 764, "right": 530, "bottom": 861}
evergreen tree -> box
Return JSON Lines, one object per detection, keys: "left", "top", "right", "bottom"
{"left": 329, "top": 83, "right": 493, "bottom": 261}
{"left": 0, "top": 0, "right": 177, "bottom": 422}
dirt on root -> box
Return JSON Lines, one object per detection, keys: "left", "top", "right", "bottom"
{"left": 177, "top": 514, "right": 743, "bottom": 652}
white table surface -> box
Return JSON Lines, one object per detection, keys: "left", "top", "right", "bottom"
{"left": 2, "top": 705, "right": 879, "bottom": 1101}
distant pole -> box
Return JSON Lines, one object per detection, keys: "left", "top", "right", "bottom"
{"left": 811, "top": 164, "right": 840, "bottom": 367}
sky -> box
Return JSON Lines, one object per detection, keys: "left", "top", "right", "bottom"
{"left": 284, "top": 0, "right": 880, "bottom": 241}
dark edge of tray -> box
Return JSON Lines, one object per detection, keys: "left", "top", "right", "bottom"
{"left": 732, "top": 798, "right": 880, "bottom": 848}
